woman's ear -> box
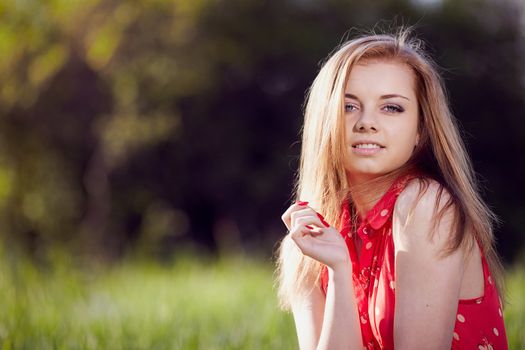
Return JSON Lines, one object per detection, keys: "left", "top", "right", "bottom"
{"left": 415, "top": 133, "right": 420, "bottom": 147}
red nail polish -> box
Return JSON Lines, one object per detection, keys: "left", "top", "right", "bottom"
{"left": 296, "top": 200, "right": 309, "bottom": 206}
{"left": 305, "top": 225, "right": 314, "bottom": 230}
{"left": 316, "top": 213, "right": 329, "bottom": 227}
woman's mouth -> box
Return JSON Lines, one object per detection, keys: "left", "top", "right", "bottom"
{"left": 352, "top": 143, "right": 385, "bottom": 155}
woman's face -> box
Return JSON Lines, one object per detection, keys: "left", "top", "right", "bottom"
{"left": 343, "top": 60, "right": 420, "bottom": 184}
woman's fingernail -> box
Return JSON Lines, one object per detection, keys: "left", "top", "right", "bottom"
{"left": 316, "top": 213, "right": 330, "bottom": 227}
{"left": 305, "top": 225, "right": 314, "bottom": 230}
{"left": 296, "top": 200, "right": 309, "bottom": 206}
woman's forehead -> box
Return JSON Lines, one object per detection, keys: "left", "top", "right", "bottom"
{"left": 344, "top": 60, "right": 417, "bottom": 99}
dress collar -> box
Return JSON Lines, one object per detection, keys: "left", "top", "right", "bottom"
{"left": 339, "top": 172, "right": 420, "bottom": 239}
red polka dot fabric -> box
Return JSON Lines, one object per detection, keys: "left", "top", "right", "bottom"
{"left": 320, "top": 173, "right": 508, "bottom": 349}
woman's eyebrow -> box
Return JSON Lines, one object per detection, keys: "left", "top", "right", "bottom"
{"left": 344, "top": 93, "right": 410, "bottom": 101}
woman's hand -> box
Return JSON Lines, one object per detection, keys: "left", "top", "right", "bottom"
{"left": 281, "top": 201, "right": 350, "bottom": 271}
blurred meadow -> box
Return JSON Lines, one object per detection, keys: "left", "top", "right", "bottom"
{"left": 0, "top": 248, "right": 298, "bottom": 349}
{"left": 1, "top": 0, "right": 525, "bottom": 348}
{"left": 1, "top": 247, "right": 524, "bottom": 349}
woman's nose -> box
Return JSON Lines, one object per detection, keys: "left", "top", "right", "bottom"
{"left": 354, "top": 111, "right": 379, "bottom": 132}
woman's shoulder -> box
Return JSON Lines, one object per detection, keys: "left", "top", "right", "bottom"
{"left": 395, "top": 176, "right": 452, "bottom": 221}
{"left": 393, "top": 175, "right": 459, "bottom": 247}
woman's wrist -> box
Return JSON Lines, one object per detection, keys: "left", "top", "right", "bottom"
{"left": 327, "top": 258, "right": 352, "bottom": 278}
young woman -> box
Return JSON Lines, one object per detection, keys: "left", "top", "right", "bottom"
{"left": 275, "top": 28, "right": 508, "bottom": 350}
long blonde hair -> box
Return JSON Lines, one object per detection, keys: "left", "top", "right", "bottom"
{"left": 274, "top": 26, "right": 506, "bottom": 311}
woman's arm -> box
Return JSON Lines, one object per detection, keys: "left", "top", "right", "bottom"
{"left": 290, "top": 281, "right": 325, "bottom": 350}
{"left": 283, "top": 202, "right": 363, "bottom": 350}
{"left": 317, "top": 262, "right": 363, "bottom": 350}
{"left": 291, "top": 262, "right": 363, "bottom": 350}
{"left": 392, "top": 180, "right": 466, "bottom": 349}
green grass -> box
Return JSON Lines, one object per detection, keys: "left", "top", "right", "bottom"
{"left": 0, "top": 248, "right": 523, "bottom": 349}
{"left": 504, "top": 263, "right": 525, "bottom": 349}
{"left": 0, "top": 250, "right": 297, "bottom": 349}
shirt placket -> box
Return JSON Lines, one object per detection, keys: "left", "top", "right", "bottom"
{"left": 352, "top": 221, "right": 379, "bottom": 348}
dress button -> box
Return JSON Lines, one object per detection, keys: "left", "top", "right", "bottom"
{"left": 389, "top": 280, "right": 395, "bottom": 290}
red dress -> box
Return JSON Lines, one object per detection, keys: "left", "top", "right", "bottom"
{"left": 320, "top": 173, "right": 508, "bottom": 350}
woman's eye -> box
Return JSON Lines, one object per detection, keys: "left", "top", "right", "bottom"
{"left": 345, "top": 104, "right": 357, "bottom": 112}
{"left": 384, "top": 104, "right": 404, "bottom": 113}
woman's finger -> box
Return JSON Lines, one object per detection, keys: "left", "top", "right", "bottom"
{"left": 293, "top": 214, "right": 328, "bottom": 231}
{"left": 281, "top": 201, "right": 331, "bottom": 236}
{"left": 289, "top": 225, "right": 315, "bottom": 252}
{"left": 289, "top": 225, "right": 328, "bottom": 257}
{"left": 315, "top": 212, "right": 331, "bottom": 228}
{"left": 281, "top": 201, "right": 309, "bottom": 231}
{"left": 304, "top": 224, "right": 325, "bottom": 237}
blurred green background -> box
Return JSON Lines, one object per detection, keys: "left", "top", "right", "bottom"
{"left": 1, "top": 0, "right": 524, "bottom": 348}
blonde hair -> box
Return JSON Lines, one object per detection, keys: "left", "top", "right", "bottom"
{"left": 274, "top": 26, "right": 506, "bottom": 311}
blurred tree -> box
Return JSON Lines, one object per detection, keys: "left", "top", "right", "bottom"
{"left": 0, "top": 0, "right": 523, "bottom": 264}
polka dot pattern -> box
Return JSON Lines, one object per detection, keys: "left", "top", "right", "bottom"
{"left": 389, "top": 280, "right": 395, "bottom": 290}
{"left": 318, "top": 172, "right": 508, "bottom": 350}
{"left": 360, "top": 314, "right": 368, "bottom": 324}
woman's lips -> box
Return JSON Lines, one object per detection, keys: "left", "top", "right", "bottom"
{"left": 351, "top": 144, "right": 385, "bottom": 156}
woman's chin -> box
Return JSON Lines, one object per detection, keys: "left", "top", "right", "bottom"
{"left": 346, "top": 169, "right": 387, "bottom": 183}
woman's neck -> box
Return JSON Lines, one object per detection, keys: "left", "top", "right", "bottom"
{"left": 347, "top": 173, "right": 396, "bottom": 219}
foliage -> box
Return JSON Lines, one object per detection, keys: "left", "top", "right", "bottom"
{"left": 1, "top": 247, "right": 524, "bottom": 349}
{"left": 0, "top": 249, "right": 297, "bottom": 349}
{"left": 0, "top": 0, "right": 523, "bottom": 263}
{"left": 503, "top": 263, "right": 525, "bottom": 349}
